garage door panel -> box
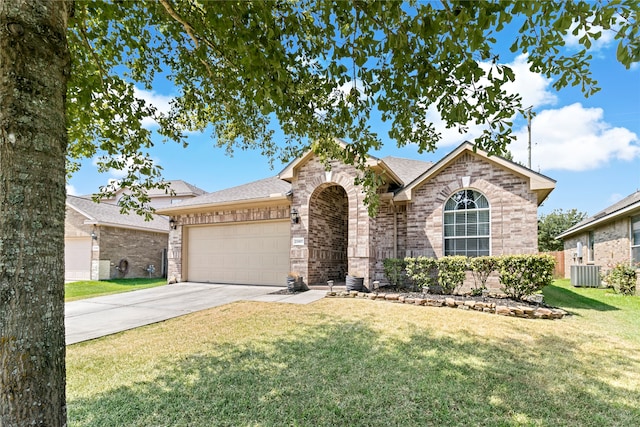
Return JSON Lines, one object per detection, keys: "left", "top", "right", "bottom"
{"left": 187, "top": 221, "right": 290, "bottom": 286}
{"left": 65, "top": 237, "right": 92, "bottom": 281}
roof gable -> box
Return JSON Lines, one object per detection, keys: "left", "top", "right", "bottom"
{"left": 394, "top": 142, "right": 556, "bottom": 205}
{"left": 278, "top": 138, "right": 404, "bottom": 186}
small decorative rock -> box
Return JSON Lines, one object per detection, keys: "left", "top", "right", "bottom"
{"left": 496, "top": 305, "right": 512, "bottom": 316}
{"left": 324, "top": 291, "right": 566, "bottom": 320}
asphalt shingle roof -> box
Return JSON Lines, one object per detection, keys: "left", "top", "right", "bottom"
{"left": 66, "top": 195, "right": 169, "bottom": 232}
{"left": 145, "top": 180, "right": 206, "bottom": 197}
{"left": 559, "top": 190, "right": 640, "bottom": 237}
{"left": 381, "top": 156, "right": 433, "bottom": 185}
{"left": 170, "top": 176, "right": 291, "bottom": 208}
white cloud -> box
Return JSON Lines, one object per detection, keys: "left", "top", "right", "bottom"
{"left": 509, "top": 103, "right": 640, "bottom": 171}
{"left": 564, "top": 23, "right": 617, "bottom": 53}
{"left": 500, "top": 54, "right": 558, "bottom": 109}
{"left": 424, "top": 54, "right": 558, "bottom": 146}
{"left": 66, "top": 184, "right": 78, "bottom": 196}
{"left": 133, "top": 87, "right": 173, "bottom": 128}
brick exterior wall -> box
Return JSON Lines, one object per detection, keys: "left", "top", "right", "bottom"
{"left": 563, "top": 217, "right": 640, "bottom": 291}
{"left": 290, "top": 158, "right": 372, "bottom": 286}
{"left": 65, "top": 207, "right": 168, "bottom": 280}
{"left": 405, "top": 152, "right": 538, "bottom": 258}
{"left": 96, "top": 226, "right": 167, "bottom": 279}
{"left": 367, "top": 153, "right": 540, "bottom": 286}
{"left": 166, "top": 204, "right": 290, "bottom": 282}
{"left": 308, "top": 185, "right": 348, "bottom": 284}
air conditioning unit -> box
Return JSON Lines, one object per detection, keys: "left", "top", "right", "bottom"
{"left": 570, "top": 265, "right": 601, "bottom": 288}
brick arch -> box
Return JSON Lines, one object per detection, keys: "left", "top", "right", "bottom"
{"left": 306, "top": 180, "right": 353, "bottom": 286}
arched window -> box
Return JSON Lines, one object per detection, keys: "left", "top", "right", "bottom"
{"left": 443, "top": 189, "right": 490, "bottom": 257}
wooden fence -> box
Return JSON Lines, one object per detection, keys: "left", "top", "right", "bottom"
{"left": 543, "top": 250, "right": 565, "bottom": 278}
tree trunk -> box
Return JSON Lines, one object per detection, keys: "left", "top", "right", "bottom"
{"left": 0, "top": 1, "right": 71, "bottom": 425}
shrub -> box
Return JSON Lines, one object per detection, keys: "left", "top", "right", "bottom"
{"left": 382, "top": 258, "right": 407, "bottom": 288}
{"left": 603, "top": 263, "right": 638, "bottom": 296}
{"left": 404, "top": 256, "right": 437, "bottom": 291}
{"left": 469, "top": 256, "right": 499, "bottom": 295}
{"left": 498, "top": 254, "right": 555, "bottom": 300}
{"left": 436, "top": 256, "right": 468, "bottom": 295}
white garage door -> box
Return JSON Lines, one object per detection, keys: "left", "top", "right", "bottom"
{"left": 65, "top": 237, "right": 92, "bottom": 281}
{"left": 186, "top": 221, "right": 290, "bottom": 286}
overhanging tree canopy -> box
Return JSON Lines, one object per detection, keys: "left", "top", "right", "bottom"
{"left": 1, "top": 1, "right": 638, "bottom": 425}
{"left": 66, "top": 0, "right": 639, "bottom": 213}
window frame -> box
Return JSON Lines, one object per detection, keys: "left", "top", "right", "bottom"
{"left": 443, "top": 189, "right": 491, "bottom": 258}
{"left": 588, "top": 230, "right": 595, "bottom": 263}
{"left": 631, "top": 215, "right": 640, "bottom": 265}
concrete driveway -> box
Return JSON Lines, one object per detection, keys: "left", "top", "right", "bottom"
{"left": 65, "top": 282, "right": 325, "bottom": 345}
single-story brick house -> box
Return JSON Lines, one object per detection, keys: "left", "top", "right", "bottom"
{"left": 157, "top": 141, "right": 556, "bottom": 288}
{"left": 557, "top": 190, "right": 640, "bottom": 289}
{"left": 65, "top": 195, "right": 169, "bottom": 281}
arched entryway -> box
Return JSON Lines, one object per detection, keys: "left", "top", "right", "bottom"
{"left": 307, "top": 184, "right": 348, "bottom": 285}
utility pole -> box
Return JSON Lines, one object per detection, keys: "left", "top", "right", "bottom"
{"left": 525, "top": 106, "right": 533, "bottom": 169}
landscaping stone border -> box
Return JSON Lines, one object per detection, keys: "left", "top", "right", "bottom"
{"left": 325, "top": 291, "right": 568, "bottom": 320}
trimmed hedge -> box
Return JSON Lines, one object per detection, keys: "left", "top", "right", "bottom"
{"left": 387, "top": 254, "right": 555, "bottom": 299}
{"left": 469, "top": 256, "right": 499, "bottom": 295}
{"left": 382, "top": 258, "right": 407, "bottom": 288}
{"left": 404, "top": 256, "right": 437, "bottom": 291}
{"left": 498, "top": 254, "right": 555, "bottom": 300}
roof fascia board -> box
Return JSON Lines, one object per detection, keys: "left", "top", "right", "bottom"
{"left": 65, "top": 202, "right": 96, "bottom": 222}
{"left": 367, "top": 158, "right": 403, "bottom": 186}
{"left": 394, "top": 142, "right": 472, "bottom": 201}
{"left": 557, "top": 202, "right": 640, "bottom": 239}
{"left": 156, "top": 195, "right": 290, "bottom": 215}
{"left": 82, "top": 220, "right": 169, "bottom": 234}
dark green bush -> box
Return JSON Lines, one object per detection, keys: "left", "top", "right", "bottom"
{"left": 469, "top": 256, "right": 499, "bottom": 295}
{"left": 436, "top": 256, "right": 468, "bottom": 295}
{"left": 498, "top": 254, "right": 555, "bottom": 300}
{"left": 382, "top": 258, "right": 407, "bottom": 288}
{"left": 404, "top": 256, "right": 437, "bottom": 291}
{"left": 603, "top": 263, "right": 638, "bottom": 296}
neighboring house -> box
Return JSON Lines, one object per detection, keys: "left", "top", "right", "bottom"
{"left": 557, "top": 190, "right": 640, "bottom": 289}
{"left": 157, "top": 141, "right": 555, "bottom": 287}
{"left": 101, "top": 179, "right": 206, "bottom": 209}
{"left": 65, "top": 195, "right": 169, "bottom": 281}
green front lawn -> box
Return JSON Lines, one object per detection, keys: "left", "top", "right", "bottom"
{"left": 66, "top": 280, "right": 640, "bottom": 426}
{"left": 65, "top": 278, "right": 167, "bottom": 302}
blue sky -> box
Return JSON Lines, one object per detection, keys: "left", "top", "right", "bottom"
{"left": 67, "top": 24, "right": 640, "bottom": 218}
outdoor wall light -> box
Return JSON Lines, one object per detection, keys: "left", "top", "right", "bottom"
{"left": 90, "top": 230, "right": 98, "bottom": 241}
{"left": 169, "top": 218, "right": 177, "bottom": 230}
{"left": 290, "top": 208, "right": 300, "bottom": 224}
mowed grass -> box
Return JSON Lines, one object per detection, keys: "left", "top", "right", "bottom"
{"left": 65, "top": 278, "right": 166, "bottom": 302}
{"left": 66, "top": 281, "right": 640, "bottom": 426}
